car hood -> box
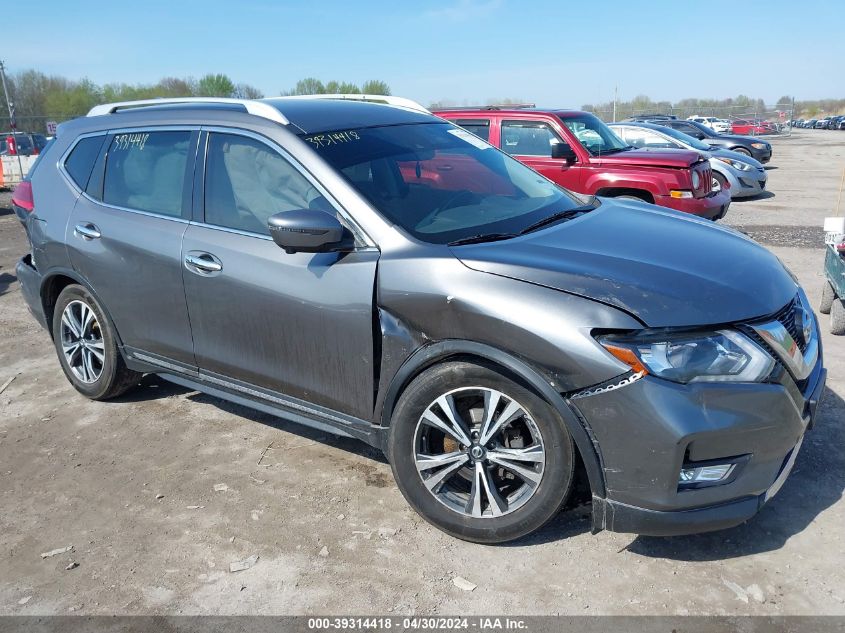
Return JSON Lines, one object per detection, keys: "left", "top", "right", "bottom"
{"left": 453, "top": 200, "right": 797, "bottom": 328}
{"left": 594, "top": 147, "right": 700, "bottom": 168}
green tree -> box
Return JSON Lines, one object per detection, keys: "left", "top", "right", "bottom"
{"left": 361, "top": 79, "right": 390, "bottom": 95}
{"left": 196, "top": 73, "right": 235, "bottom": 97}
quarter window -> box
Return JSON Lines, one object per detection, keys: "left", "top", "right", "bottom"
{"left": 103, "top": 131, "right": 191, "bottom": 217}
{"left": 64, "top": 136, "right": 106, "bottom": 189}
{"left": 500, "top": 120, "right": 563, "bottom": 157}
{"left": 204, "top": 132, "right": 323, "bottom": 236}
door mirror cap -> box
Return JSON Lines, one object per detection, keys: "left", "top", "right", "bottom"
{"left": 268, "top": 209, "right": 352, "bottom": 254}
{"left": 551, "top": 142, "right": 577, "bottom": 163}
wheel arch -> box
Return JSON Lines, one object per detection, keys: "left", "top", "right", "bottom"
{"left": 379, "top": 340, "right": 607, "bottom": 498}
{"left": 594, "top": 187, "right": 655, "bottom": 203}
{"left": 40, "top": 268, "right": 124, "bottom": 348}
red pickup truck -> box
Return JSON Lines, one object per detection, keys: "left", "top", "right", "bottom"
{"left": 434, "top": 108, "right": 731, "bottom": 220}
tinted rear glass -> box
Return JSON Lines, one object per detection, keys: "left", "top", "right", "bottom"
{"left": 65, "top": 136, "right": 106, "bottom": 189}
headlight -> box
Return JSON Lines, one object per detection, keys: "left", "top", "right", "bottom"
{"left": 599, "top": 330, "right": 775, "bottom": 384}
{"left": 715, "top": 157, "right": 753, "bottom": 171}
{"left": 750, "top": 142, "right": 766, "bottom": 149}
{"left": 691, "top": 170, "right": 701, "bottom": 188}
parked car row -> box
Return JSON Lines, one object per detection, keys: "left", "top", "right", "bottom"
{"left": 792, "top": 116, "right": 845, "bottom": 129}
{"left": 1, "top": 131, "right": 49, "bottom": 156}
{"left": 11, "top": 94, "right": 823, "bottom": 545}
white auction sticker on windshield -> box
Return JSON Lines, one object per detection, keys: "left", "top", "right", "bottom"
{"left": 447, "top": 128, "right": 490, "bottom": 150}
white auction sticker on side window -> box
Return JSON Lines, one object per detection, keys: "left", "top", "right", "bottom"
{"left": 447, "top": 128, "right": 490, "bottom": 150}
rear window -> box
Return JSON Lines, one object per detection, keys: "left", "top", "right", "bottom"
{"left": 64, "top": 136, "right": 106, "bottom": 189}
{"left": 103, "top": 131, "right": 191, "bottom": 217}
{"left": 451, "top": 119, "right": 490, "bottom": 142}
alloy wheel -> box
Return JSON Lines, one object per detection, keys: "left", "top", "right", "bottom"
{"left": 60, "top": 300, "right": 105, "bottom": 384}
{"left": 413, "top": 387, "right": 546, "bottom": 518}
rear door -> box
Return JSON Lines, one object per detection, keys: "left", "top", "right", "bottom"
{"left": 66, "top": 128, "right": 198, "bottom": 369}
{"left": 499, "top": 118, "right": 582, "bottom": 191}
{"left": 180, "top": 129, "right": 379, "bottom": 420}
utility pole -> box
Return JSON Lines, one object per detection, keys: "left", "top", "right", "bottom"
{"left": 612, "top": 85, "right": 618, "bottom": 122}
{"left": 0, "top": 60, "right": 25, "bottom": 181}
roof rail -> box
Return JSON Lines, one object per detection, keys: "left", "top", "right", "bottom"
{"left": 434, "top": 103, "right": 536, "bottom": 111}
{"left": 86, "top": 97, "right": 289, "bottom": 125}
{"left": 279, "top": 94, "right": 430, "bottom": 114}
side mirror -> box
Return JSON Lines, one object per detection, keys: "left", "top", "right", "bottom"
{"left": 267, "top": 209, "right": 352, "bottom": 255}
{"left": 551, "top": 142, "right": 577, "bottom": 163}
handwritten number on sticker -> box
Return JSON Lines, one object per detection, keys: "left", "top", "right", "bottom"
{"left": 113, "top": 133, "right": 150, "bottom": 151}
{"left": 304, "top": 130, "right": 360, "bottom": 149}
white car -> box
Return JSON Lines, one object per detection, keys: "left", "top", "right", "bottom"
{"left": 687, "top": 116, "right": 731, "bottom": 134}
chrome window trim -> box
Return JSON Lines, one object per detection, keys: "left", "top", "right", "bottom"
{"left": 57, "top": 130, "right": 109, "bottom": 195}
{"left": 200, "top": 125, "right": 376, "bottom": 248}
{"left": 66, "top": 126, "right": 201, "bottom": 221}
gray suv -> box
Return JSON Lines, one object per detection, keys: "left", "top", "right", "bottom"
{"left": 13, "top": 96, "right": 826, "bottom": 543}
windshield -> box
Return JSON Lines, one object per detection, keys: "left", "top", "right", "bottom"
{"left": 650, "top": 125, "right": 712, "bottom": 152}
{"left": 302, "top": 122, "right": 583, "bottom": 244}
{"left": 558, "top": 113, "right": 629, "bottom": 156}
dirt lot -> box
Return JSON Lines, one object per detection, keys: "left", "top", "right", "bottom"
{"left": 1, "top": 129, "right": 844, "bottom": 616}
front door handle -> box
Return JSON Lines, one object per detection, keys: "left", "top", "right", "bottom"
{"left": 185, "top": 253, "right": 223, "bottom": 273}
{"left": 74, "top": 223, "right": 101, "bottom": 240}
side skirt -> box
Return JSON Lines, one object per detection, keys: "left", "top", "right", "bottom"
{"left": 126, "top": 349, "right": 387, "bottom": 452}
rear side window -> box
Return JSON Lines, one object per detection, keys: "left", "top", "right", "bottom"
{"left": 103, "top": 131, "right": 191, "bottom": 217}
{"left": 64, "top": 136, "right": 106, "bottom": 189}
{"left": 451, "top": 119, "right": 490, "bottom": 142}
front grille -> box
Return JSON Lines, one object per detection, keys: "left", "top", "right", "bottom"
{"left": 772, "top": 297, "right": 806, "bottom": 353}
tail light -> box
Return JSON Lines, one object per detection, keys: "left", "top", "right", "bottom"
{"left": 11, "top": 180, "right": 34, "bottom": 213}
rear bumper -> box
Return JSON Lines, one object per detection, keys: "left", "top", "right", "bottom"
{"left": 658, "top": 189, "right": 731, "bottom": 220}
{"left": 15, "top": 254, "right": 47, "bottom": 330}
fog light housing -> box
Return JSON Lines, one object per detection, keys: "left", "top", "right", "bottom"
{"left": 678, "top": 462, "right": 738, "bottom": 490}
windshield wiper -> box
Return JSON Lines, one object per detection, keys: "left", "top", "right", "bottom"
{"left": 518, "top": 201, "right": 600, "bottom": 235}
{"left": 447, "top": 232, "right": 519, "bottom": 246}
{"left": 596, "top": 146, "right": 631, "bottom": 155}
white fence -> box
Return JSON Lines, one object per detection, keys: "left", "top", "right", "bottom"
{"left": 0, "top": 155, "right": 38, "bottom": 188}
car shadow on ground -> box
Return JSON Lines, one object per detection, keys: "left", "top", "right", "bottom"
{"left": 113, "top": 377, "right": 843, "bottom": 555}
{"left": 734, "top": 190, "right": 775, "bottom": 202}
{"left": 625, "top": 385, "right": 845, "bottom": 561}
{"left": 112, "top": 374, "right": 387, "bottom": 463}
{"left": 0, "top": 271, "right": 17, "bottom": 296}
{"left": 764, "top": 166, "right": 778, "bottom": 171}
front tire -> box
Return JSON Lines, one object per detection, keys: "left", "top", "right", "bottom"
{"left": 388, "top": 362, "right": 575, "bottom": 543}
{"left": 820, "top": 280, "right": 835, "bottom": 314}
{"left": 733, "top": 147, "right": 752, "bottom": 157}
{"left": 831, "top": 298, "right": 845, "bottom": 336}
{"left": 52, "top": 284, "right": 140, "bottom": 400}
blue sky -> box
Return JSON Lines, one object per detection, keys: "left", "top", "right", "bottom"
{"left": 8, "top": 0, "right": 842, "bottom": 106}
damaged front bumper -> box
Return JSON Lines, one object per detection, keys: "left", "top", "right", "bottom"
{"left": 572, "top": 357, "right": 826, "bottom": 537}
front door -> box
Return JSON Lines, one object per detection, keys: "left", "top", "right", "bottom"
{"left": 499, "top": 119, "right": 582, "bottom": 191}
{"left": 181, "top": 130, "right": 379, "bottom": 420}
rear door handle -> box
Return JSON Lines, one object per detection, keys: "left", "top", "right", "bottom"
{"left": 185, "top": 253, "right": 223, "bottom": 273}
{"left": 74, "top": 223, "right": 101, "bottom": 240}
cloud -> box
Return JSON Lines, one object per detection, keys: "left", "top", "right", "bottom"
{"left": 424, "top": 0, "right": 504, "bottom": 21}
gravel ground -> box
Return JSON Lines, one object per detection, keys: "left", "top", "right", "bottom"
{"left": 1, "top": 129, "right": 844, "bottom": 616}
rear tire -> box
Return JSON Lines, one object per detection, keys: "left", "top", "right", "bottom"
{"left": 52, "top": 284, "right": 140, "bottom": 400}
{"left": 820, "top": 280, "right": 835, "bottom": 314}
{"left": 388, "top": 361, "right": 575, "bottom": 544}
{"left": 831, "top": 298, "right": 845, "bottom": 336}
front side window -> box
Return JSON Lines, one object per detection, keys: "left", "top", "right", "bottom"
{"left": 103, "top": 131, "right": 191, "bottom": 217}
{"left": 204, "top": 132, "right": 324, "bottom": 236}
{"left": 500, "top": 120, "right": 564, "bottom": 157}
{"left": 303, "top": 122, "right": 582, "bottom": 244}
{"left": 558, "top": 113, "right": 629, "bottom": 156}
